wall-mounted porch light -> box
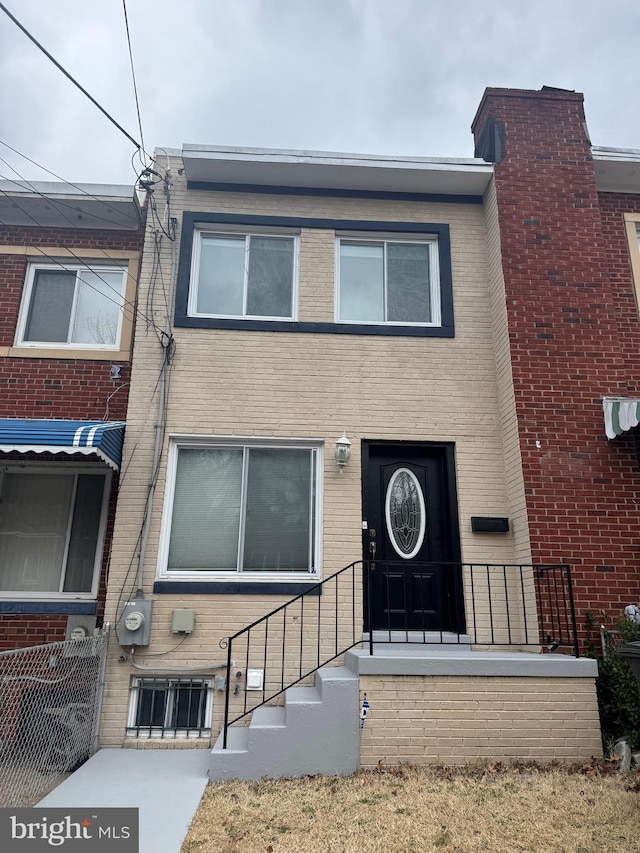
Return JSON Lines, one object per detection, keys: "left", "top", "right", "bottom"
{"left": 334, "top": 432, "right": 351, "bottom": 470}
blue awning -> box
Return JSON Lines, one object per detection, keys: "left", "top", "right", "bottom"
{"left": 0, "top": 419, "right": 126, "bottom": 469}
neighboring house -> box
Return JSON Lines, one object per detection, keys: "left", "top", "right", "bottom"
{"left": 101, "top": 85, "right": 639, "bottom": 776}
{"left": 0, "top": 181, "right": 143, "bottom": 650}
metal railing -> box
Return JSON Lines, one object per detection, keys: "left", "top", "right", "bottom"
{"left": 365, "top": 562, "right": 578, "bottom": 656}
{"left": 0, "top": 627, "right": 110, "bottom": 807}
{"left": 219, "top": 561, "right": 578, "bottom": 748}
{"left": 220, "top": 560, "right": 361, "bottom": 748}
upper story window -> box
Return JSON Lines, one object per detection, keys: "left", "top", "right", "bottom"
{"left": 625, "top": 215, "right": 640, "bottom": 316}
{"left": 337, "top": 235, "right": 440, "bottom": 326}
{"left": 189, "top": 229, "right": 298, "bottom": 320}
{"left": 16, "top": 263, "right": 126, "bottom": 349}
{"left": 175, "top": 213, "right": 453, "bottom": 337}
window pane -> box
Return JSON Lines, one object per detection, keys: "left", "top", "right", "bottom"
{"left": 168, "top": 448, "right": 243, "bottom": 570}
{"left": 171, "top": 683, "right": 207, "bottom": 728}
{"left": 339, "top": 243, "right": 384, "bottom": 322}
{"left": 196, "top": 236, "right": 245, "bottom": 315}
{"left": 24, "top": 271, "right": 75, "bottom": 342}
{"left": 63, "top": 474, "right": 105, "bottom": 593}
{"left": 246, "top": 237, "right": 294, "bottom": 317}
{"left": 387, "top": 243, "right": 431, "bottom": 323}
{"left": 243, "top": 449, "right": 311, "bottom": 571}
{"left": 0, "top": 473, "right": 73, "bottom": 593}
{"left": 135, "top": 681, "right": 167, "bottom": 727}
{"left": 73, "top": 271, "right": 123, "bottom": 345}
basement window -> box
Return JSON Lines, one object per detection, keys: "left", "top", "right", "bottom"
{"left": 127, "top": 677, "right": 213, "bottom": 738}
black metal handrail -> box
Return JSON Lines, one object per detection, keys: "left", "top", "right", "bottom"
{"left": 364, "top": 561, "right": 578, "bottom": 657}
{"left": 219, "top": 560, "right": 578, "bottom": 749}
{"left": 220, "top": 561, "right": 361, "bottom": 748}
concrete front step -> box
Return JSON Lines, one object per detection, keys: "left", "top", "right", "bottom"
{"left": 210, "top": 665, "right": 360, "bottom": 781}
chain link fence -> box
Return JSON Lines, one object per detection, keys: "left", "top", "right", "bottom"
{"left": 0, "top": 625, "right": 109, "bottom": 807}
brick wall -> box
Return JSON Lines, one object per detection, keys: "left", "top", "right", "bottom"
{"left": 0, "top": 614, "right": 68, "bottom": 651}
{"left": 472, "top": 89, "right": 640, "bottom": 636}
{"left": 100, "top": 171, "right": 527, "bottom": 746}
{"left": 359, "top": 674, "right": 602, "bottom": 766}
{"left": 0, "top": 221, "right": 143, "bottom": 648}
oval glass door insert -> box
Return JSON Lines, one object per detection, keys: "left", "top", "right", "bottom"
{"left": 385, "top": 468, "right": 426, "bottom": 559}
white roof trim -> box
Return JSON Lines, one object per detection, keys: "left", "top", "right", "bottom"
{"left": 180, "top": 145, "right": 493, "bottom": 197}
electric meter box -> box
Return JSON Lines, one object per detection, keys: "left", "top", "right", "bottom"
{"left": 119, "top": 600, "right": 153, "bottom": 646}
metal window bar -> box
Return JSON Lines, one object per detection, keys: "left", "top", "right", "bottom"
{"left": 129, "top": 677, "right": 210, "bottom": 738}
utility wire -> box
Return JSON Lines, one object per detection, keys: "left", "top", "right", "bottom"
{"left": 0, "top": 184, "right": 166, "bottom": 340}
{"left": 0, "top": 1, "right": 144, "bottom": 154}
{"left": 0, "top": 137, "right": 141, "bottom": 225}
{"left": 0, "top": 173, "right": 144, "bottom": 318}
{"left": 121, "top": 0, "right": 146, "bottom": 156}
{"left": 0, "top": 166, "right": 141, "bottom": 234}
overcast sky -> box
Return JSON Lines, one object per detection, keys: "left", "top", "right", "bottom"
{"left": 1, "top": 0, "right": 639, "bottom": 187}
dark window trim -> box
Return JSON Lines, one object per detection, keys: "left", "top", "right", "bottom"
{"left": 175, "top": 213, "right": 454, "bottom": 337}
{"left": 186, "top": 180, "right": 483, "bottom": 206}
{"left": 0, "top": 601, "right": 97, "bottom": 614}
{"left": 153, "top": 581, "right": 321, "bottom": 596}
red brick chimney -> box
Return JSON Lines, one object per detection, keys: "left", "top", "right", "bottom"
{"left": 472, "top": 87, "right": 639, "bottom": 624}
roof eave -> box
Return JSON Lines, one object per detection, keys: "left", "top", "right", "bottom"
{"left": 180, "top": 146, "right": 493, "bottom": 197}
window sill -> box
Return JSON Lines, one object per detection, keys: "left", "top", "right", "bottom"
{"left": 0, "top": 346, "right": 131, "bottom": 361}
{"left": 125, "top": 729, "right": 211, "bottom": 739}
{"left": 0, "top": 601, "right": 97, "bottom": 614}
{"left": 153, "top": 580, "right": 322, "bottom": 596}
{"left": 175, "top": 317, "right": 455, "bottom": 337}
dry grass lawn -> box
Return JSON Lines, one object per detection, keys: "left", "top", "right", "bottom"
{"left": 182, "top": 762, "right": 639, "bottom": 853}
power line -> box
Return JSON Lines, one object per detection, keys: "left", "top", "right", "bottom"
{"left": 0, "top": 1, "right": 145, "bottom": 155}
{"left": 121, "top": 0, "right": 146, "bottom": 156}
{"left": 0, "top": 137, "right": 141, "bottom": 225}
{"left": 0, "top": 184, "right": 167, "bottom": 340}
{"left": 0, "top": 169, "right": 143, "bottom": 302}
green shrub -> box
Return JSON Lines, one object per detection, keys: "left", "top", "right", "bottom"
{"left": 586, "top": 611, "right": 640, "bottom": 750}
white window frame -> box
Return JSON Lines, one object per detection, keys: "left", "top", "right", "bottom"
{"left": 126, "top": 677, "right": 213, "bottom": 739}
{"left": 15, "top": 262, "right": 127, "bottom": 350}
{"left": 188, "top": 226, "right": 300, "bottom": 321}
{"left": 335, "top": 232, "right": 441, "bottom": 327}
{"left": 158, "top": 436, "right": 323, "bottom": 583}
{"left": 0, "top": 464, "right": 111, "bottom": 601}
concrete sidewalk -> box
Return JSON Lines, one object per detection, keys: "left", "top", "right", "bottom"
{"left": 37, "top": 749, "right": 209, "bottom": 852}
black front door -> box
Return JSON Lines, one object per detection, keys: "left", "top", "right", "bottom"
{"left": 362, "top": 442, "right": 463, "bottom": 632}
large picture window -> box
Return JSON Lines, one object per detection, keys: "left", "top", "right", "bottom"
{"left": 17, "top": 264, "right": 127, "bottom": 348}
{"left": 337, "top": 236, "right": 440, "bottom": 326}
{"left": 189, "top": 230, "right": 298, "bottom": 320}
{"left": 0, "top": 468, "right": 109, "bottom": 598}
{"left": 162, "top": 441, "right": 320, "bottom": 578}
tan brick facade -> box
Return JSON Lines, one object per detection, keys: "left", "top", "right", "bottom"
{"left": 101, "top": 161, "right": 534, "bottom": 746}
{"left": 359, "top": 674, "right": 602, "bottom": 766}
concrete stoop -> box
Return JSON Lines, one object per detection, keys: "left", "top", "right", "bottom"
{"left": 209, "top": 666, "right": 360, "bottom": 781}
